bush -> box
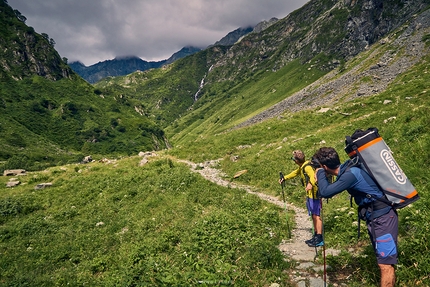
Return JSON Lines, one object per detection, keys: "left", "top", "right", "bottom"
{"left": 2, "top": 154, "right": 31, "bottom": 170}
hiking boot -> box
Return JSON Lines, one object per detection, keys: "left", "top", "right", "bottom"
{"left": 307, "top": 234, "right": 324, "bottom": 247}
{"left": 304, "top": 234, "right": 316, "bottom": 245}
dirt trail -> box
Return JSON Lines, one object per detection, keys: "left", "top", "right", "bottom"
{"left": 178, "top": 159, "right": 341, "bottom": 287}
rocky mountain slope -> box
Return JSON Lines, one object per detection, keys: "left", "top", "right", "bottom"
{"left": 94, "top": 0, "right": 430, "bottom": 141}
{"left": 208, "top": 0, "right": 429, "bottom": 86}
{"left": 69, "top": 56, "right": 161, "bottom": 84}
{"left": 211, "top": 26, "right": 253, "bottom": 46}
{"left": 235, "top": 8, "right": 430, "bottom": 129}
{"left": 0, "top": 2, "right": 71, "bottom": 81}
{"left": 1, "top": 0, "right": 429, "bottom": 170}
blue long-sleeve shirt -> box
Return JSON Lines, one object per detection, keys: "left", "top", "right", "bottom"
{"left": 316, "top": 160, "right": 392, "bottom": 220}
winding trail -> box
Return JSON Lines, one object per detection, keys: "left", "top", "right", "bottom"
{"left": 178, "top": 158, "right": 341, "bottom": 287}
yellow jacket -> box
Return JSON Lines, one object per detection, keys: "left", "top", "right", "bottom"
{"left": 283, "top": 160, "right": 318, "bottom": 199}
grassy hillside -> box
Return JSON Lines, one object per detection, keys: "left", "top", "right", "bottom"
{"left": 0, "top": 1, "right": 168, "bottom": 172}
{"left": 0, "top": 157, "right": 293, "bottom": 286}
{"left": 0, "top": 73, "right": 166, "bottom": 172}
{"left": 166, "top": 49, "right": 430, "bottom": 286}
{"left": 1, "top": 51, "right": 429, "bottom": 286}
{"left": 166, "top": 57, "right": 327, "bottom": 143}
{"left": 95, "top": 46, "right": 230, "bottom": 128}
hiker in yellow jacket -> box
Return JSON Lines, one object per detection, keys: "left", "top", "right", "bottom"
{"left": 279, "top": 150, "right": 323, "bottom": 247}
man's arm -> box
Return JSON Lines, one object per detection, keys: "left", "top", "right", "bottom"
{"left": 283, "top": 168, "right": 301, "bottom": 180}
{"left": 279, "top": 167, "right": 301, "bottom": 184}
{"left": 316, "top": 169, "right": 356, "bottom": 198}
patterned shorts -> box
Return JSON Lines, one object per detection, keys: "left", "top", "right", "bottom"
{"left": 367, "top": 208, "right": 398, "bottom": 265}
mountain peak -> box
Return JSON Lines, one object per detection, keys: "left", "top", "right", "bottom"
{"left": 211, "top": 26, "right": 254, "bottom": 47}
{"left": 165, "top": 46, "right": 202, "bottom": 64}
{"left": 113, "top": 55, "right": 142, "bottom": 61}
{"left": 252, "top": 17, "right": 279, "bottom": 33}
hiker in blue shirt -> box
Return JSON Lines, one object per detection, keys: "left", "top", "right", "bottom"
{"left": 313, "top": 147, "right": 398, "bottom": 287}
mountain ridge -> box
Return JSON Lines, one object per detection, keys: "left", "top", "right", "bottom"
{"left": 69, "top": 21, "right": 262, "bottom": 83}
{"left": 1, "top": 0, "right": 430, "bottom": 170}
{"left": 69, "top": 46, "right": 202, "bottom": 84}
{"left": 93, "top": 0, "right": 430, "bottom": 142}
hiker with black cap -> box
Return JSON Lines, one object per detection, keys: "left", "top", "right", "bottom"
{"left": 313, "top": 147, "right": 398, "bottom": 287}
{"left": 279, "top": 150, "right": 323, "bottom": 247}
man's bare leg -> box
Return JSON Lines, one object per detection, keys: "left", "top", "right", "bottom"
{"left": 312, "top": 214, "right": 323, "bottom": 234}
{"left": 379, "top": 264, "right": 395, "bottom": 287}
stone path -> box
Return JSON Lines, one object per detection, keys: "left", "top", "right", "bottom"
{"left": 178, "top": 158, "right": 342, "bottom": 287}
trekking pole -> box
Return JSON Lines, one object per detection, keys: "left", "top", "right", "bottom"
{"left": 279, "top": 172, "right": 291, "bottom": 238}
{"left": 321, "top": 198, "right": 327, "bottom": 287}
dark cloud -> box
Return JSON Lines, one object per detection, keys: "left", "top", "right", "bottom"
{"left": 7, "top": 0, "right": 308, "bottom": 66}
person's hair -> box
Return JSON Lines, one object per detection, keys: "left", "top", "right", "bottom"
{"left": 292, "top": 150, "right": 305, "bottom": 163}
{"left": 314, "top": 147, "right": 341, "bottom": 169}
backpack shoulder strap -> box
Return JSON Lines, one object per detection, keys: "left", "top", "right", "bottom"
{"left": 301, "top": 162, "right": 313, "bottom": 185}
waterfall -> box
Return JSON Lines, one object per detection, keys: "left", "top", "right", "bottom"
{"left": 193, "top": 65, "right": 213, "bottom": 101}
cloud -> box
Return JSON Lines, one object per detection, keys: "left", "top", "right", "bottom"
{"left": 7, "top": 0, "right": 308, "bottom": 65}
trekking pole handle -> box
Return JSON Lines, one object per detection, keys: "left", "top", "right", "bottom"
{"left": 279, "top": 172, "right": 285, "bottom": 187}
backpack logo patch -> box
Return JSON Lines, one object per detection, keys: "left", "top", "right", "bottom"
{"left": 380, "top": 149, "right": 407, "bottom": 185}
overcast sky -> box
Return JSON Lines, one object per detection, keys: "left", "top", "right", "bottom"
{"left": 7, "top": 0, "right": 308, "bottom": 66}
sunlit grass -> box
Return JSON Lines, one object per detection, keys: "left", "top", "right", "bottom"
{"left": 0, "top": 156, "right": 295, "bottom": 286}
{"left": 166, "top": 52, "right": 430, "bottom": 286}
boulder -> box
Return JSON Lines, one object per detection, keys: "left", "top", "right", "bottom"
{"left": 35, "top": 183, "right": 53, "bottom": 190}
{"left": 138, "top": 151, "right": 157, "bottom": 157}
{"left": 3, "top": 169, "right": 26, "bottom": 176}
{"left": 6, "top": 181, "right": 20, "bottom": 188}
{"left": 139, "top": 158, "right": 149, "bottom": 166}
{"left": 82, "top": 155, "right": 93, "bottom": 163}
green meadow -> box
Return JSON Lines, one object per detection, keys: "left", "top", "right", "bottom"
{"left": 1, "top": 55, "right": 429, "bottom": 285}
{"left": 1, "top": 2, "right": 430, "bottom": 285}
